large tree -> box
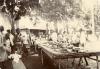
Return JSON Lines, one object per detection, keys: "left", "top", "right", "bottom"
{"left": 1, "top": 0, "right": 40, "bottom": 34}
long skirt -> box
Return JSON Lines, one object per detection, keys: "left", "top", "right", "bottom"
{"left": 12, "top": 59, "right": 26, "bottom": 69}
{"left": 0, "top": 47, "right": 8, "bottom": 62}
{"left": 0, "top": 47, "right": 8, "bottom": 69}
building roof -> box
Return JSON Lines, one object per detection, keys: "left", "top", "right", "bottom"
{"left": 18, "top": 16, "right": 47, "bottom": 30}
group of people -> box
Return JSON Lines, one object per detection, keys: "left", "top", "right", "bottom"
{"left": 49, "top": 29, "right": 98, "bottom": 49}
{"left": 0, "top": 26, "right": 33, "bottom": 69}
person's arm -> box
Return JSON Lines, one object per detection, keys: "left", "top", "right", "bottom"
{"left": 10, "top": 35, "right": 14, "bottom": 46}
{"left": 3, "top": 34, "right": 6, "bottom": 46}
{"left": 8, "top": 54, "right": 13, "bottom": 59}
{"left": 18, "top": 54, "right": 21, "bottom": 58}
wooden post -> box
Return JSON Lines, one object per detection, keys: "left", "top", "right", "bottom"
{"left": 46, "top": 22, "right": 49, "bottom": 39}
{"left": 58, "top": 59, "right": 61, "bottom": 69}
{"left": 91, "top": 7, "right": 95, "bottom": 35}
{"left": 96, "top": 56, "right": 99, "bottom": 69}
{"left": 11, "top": 17, "right": 16, "bottom": 35}
{"left": 41, "top": 50, "right": 44, "bottom": 65}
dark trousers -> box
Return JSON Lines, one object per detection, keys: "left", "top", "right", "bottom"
{"left": 22, "top": 44, "right": 30, "bottom": 57}
{"left": 0, "top": 62, "right": 5, "bottom": 69}
{"left": 0, "top": 59, "right": 13, "bottom": 69}
{"left": 11, "top": 45, "right": 14, "bottom": 53}
{"left": 14, "top": 43, "right": 22, "bottom": 54}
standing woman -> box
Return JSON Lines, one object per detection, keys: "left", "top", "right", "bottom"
{"left": 0, "top": 26, "right": 8, "bottom": 69}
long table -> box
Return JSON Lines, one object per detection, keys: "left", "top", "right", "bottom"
{"left": 38, "top": 45, "right": 100, "bottom": 69}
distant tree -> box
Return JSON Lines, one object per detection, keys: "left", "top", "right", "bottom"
{"left": 39, "top": 0, "right": 83, "bottom": 33}
{"left": 39, "top": 0, "right": 82, "bottom": 22}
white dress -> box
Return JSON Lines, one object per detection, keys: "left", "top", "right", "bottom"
{"left": 9, "top": 53, "right": 26, "bottom": 69}
{"left": 0, "top": 32, "right": 8, "bottom": 62}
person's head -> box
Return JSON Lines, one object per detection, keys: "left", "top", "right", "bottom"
{"left": 11, "top": 29, "right": 15, "bottom": 35}
{"left": 17, "top": 1, "right": 21, "bottom": 5}
{"left": 0, "top": 26, "right": 4, "bottom": 32}
{"left": 16, "top": 28, "right": 20, "bottom": 34}
{"left": 7, "top": 29, "right": 11, "bottom": 34}
{"left": 88, "top": 30, "right": 92, "bottom": 34}
{"left": 79, "top": 28, "right": 83, "bottom": 32}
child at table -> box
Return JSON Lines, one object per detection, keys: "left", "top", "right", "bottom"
{"left": 8, "top": 50, "right": 26, "bottom": 69}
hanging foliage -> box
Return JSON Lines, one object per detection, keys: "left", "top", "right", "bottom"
{"left": 1, "top": 0, "right": 40, "bottom": 21}
{"left": 39, "top": 0, "right": 82, "bottom": 22}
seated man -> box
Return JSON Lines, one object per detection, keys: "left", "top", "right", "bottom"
{"left": 22, "top": 33, "right": 30, "bottom": 56}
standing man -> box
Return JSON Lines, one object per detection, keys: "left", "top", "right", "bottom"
{"left": 14, "top": 28, "right": 22, "bottom": 54}
{"left": 6, "top": 29, "right": 14, "bottom": 53}
{"left": 22, "top": 33, "right": 29, "bottom": 56}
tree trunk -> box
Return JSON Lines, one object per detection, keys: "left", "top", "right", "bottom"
{"left": 11, "top": 17, "right": 16, "bottom": 35}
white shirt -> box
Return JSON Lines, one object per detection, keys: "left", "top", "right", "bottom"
{"left": 0, "top": 32, "right": 4, "bottom": 47}
{"left": 22, "top": 35, "right": 29, "bottom": 44}
{"left": 5, "top": 39, "right": 10, "bottom": 47}
{"left": 10, "top": 34, "right": 14, "bottom": 46}
{"left": 51, "top": 32, "right": 57, "bottom": 42}
{"left": 80, "top": 32, "right": 87, "bottom": 44}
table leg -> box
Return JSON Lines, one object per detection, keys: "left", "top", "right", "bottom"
{"left": 35, "top": 45, "right": 37, "bottom": 52}
{"left": 66, "top": 58, "right": 68, "bottom": 68}
{"left": 78, "top": 57, "right": 82, "bottom": 66}
{"left": 84, "top": 57, "right": 88, "bottom": 66}
{"left": 41, "top": 50, "right": 44, "bottom": 65}
{"left": 96, "top": 56, "right": 99, "bottom": 69}
{"left": 58, "top": 59, "right": 61, "bottom": 69}
{"left": 72, "top": 58, "right": 75, "bottom": 66}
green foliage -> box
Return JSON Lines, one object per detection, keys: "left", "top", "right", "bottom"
{"left": 1, "top": 0, "right": 40, "bottom": 21}
{"left": 40, "top": 0, "right": 82, "bottom": 22}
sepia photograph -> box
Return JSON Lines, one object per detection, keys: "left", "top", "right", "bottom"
{"left": 0, "top": 0, "right": 100, "bottom": 69}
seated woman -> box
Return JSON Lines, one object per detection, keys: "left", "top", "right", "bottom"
{"left": 8, "top": 50, "right": 26, "bottom": 69}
